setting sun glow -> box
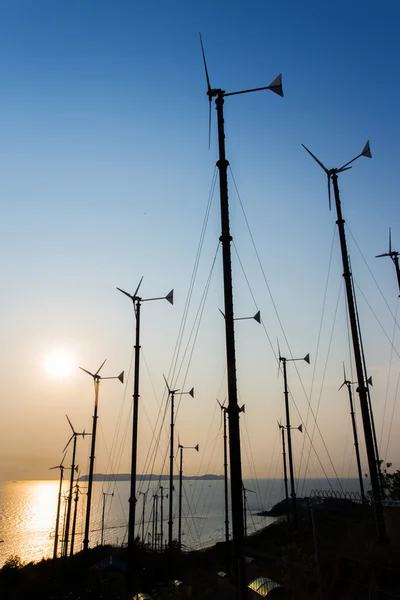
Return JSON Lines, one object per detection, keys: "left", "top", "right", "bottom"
{"left": 45, "top": 350, "right": 74, "bottom": 378}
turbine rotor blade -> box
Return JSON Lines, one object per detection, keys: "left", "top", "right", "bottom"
{"left": 133, "top": 276, "right": 144, "bottom": 299}
{"left": 66, "top": 414, "right": 75, "bottom": 434}
{"left": 116, "top": 287, "right": 133, "bottom": 300}
{"left": 301, "top": 144, "right": 329, "bottom": 174}
{"left": 63, "top": 434, "right": 74, "bottom": 454}
{"left": 95, "top": 359, "right": 107, "bottom": 376}
{"left": 327, "top": 175, "right": 332, "bottom": 211}
{"left": 79, "top": 366, "right": 95, "bottom": 378}
{"left": 163, "top": 374, "right": 171, "bottom": 394}
{"left": 376, "top": 252, "right": 390, "bottom": 258}
{"left": 389, "top": 227, "right": 392, "bottom": 253}
{"left": 199, "top": 33, "right": 212, "bottom": 93}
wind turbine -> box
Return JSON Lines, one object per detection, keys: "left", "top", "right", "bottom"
{"left": 177, "top": 440, "right": 199, "bottom": 551}
{"left": 302, "top": 140, "right": 386, "bottom": 542}
{"left": 79, "top": 359, "right": 124, "bottom": 551}
{"left": 242, "top": 483, "right": 255, "bottom": 538}
{"left": 339, "top": 363, "right": 366, "bottom": 501}
{"left": 117, "top": 278, "right": 173, "bottom": 551}
{"left": 49, "top": 453, "right": 68, "bottom": 560}
{"left": 376, "top": 228, "right": 400, "bottom": 295}
{"left": 200, "top": 33, "right": 283, "bottom": 593}
{"left": 62, "top": 415, "right": 87, "bottom": 557}
{"left": 163, "top": 375, "right": 194, "bottom": 549}
{"left": 279, "top": 349, "right": 309, "bottom": 528}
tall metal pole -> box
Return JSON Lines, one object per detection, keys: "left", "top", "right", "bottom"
{"left": 160, "top": 486, "right": 165, "bottom": 552}
{"left": 168, "top": 391, "right": 175, "bottom": 549}
{"left": 345, "top": 381, "right": 365, "bottom": 500}
{"left": 138, "top": 489, "right": 147, "bottom": 546}
{"left": 279, "top": 425, "right": 289, "bottom": 520}
{"left": 51, "top": 463, "right": 65, "bottom": 560}
{"left": 101, "top": 492, "right": 114, "bottom": 546}
{"left": 83, "top": 379, "right": 99, "bottom": 551}
{"left": 155, "top": 493, "right": 159, "bottom": 552}
{"left": 70, "top": 483, "right": 80, "bottom": 556}
{"left": 332, "top": 173, "right": 385, "bottom": 538}
{"left": 128, "top": 298, "right": 141, "bottom": 551}
{"left": 63, "top": 435, "right": 78, "bottom": 557}
{"left": 215, "top": 93, "right": 245, "bottom": 587}
{"left": 178, "top": 445, "right": 184, "bottom": 551}
{"left": 221, "top": 404, "right": 230, "bottom": 571}
{"left": 242, "top": 485, "right": 247, "bottom": 538}
{"left": 118, "top": 283, "right": 173, "bottom": 552}
{"left": 281, "top": 358, "right": 297, "bottom": 527}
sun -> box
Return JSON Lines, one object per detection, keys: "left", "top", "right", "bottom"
{"left": 45, "top": 350, "right": 74, "bottom": 378}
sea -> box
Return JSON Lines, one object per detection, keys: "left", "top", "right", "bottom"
{"left": 0, "top": 477, "right": 364, "bottom": 567}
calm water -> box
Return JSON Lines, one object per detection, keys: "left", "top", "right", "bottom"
{"left": 0, "top": 477, "right": 362, "bottom": 567}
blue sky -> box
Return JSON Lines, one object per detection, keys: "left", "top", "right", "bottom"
{"left": 0, "top": 1, "right": 399, "bottom": 489}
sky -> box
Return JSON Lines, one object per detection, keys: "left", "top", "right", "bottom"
{"left": 0, "top": 0, "right": 399, "bottom": 492}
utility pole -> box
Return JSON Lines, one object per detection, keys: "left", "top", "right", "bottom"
{"left": 200, "top": 34, "right": 283, "bottom": 596}
{"left": 303, "top": 141, "right": 386, "bottom": 541}
{"left": 117, "top": 281, "right": 173, "bottom": 552}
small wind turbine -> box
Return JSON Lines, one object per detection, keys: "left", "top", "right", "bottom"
{"left": 117, "top": 278, "right": 173, "bottom": 551}
{"left": 49, "top": 453, "right": 68, "bottom": 560}
{"left": 376, "top": 228, "right": 400, "bottom": 296}
{"left": 101, "top": 492, "right": 114, "bottom": 546}
{"left": 338, "top": 363, "right": 365, "bottom": 501}
{"left": 200, "top": 34, "right": 283, "bottom": 586}
{"left": 79, "top": 359, "right": 124, "bottom": 551}
{"left": 302, "top": 140, "right": 386, "bottom": 542}
{"left": 242, "top": 483, "right": 255, "bottom": 538}
{"left": 279, "top": 350, "right": 309, "bottom": 528}
{"left": 163, "top": 375, "right": 194, "bottom": 549}
{"left": 177, "top": 440, "right": 199, "bottom": 550}
{"left": 62, "top": 415, "right": 88, "bottom": 557}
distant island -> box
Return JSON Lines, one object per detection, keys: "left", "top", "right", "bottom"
{"left": 78, "top": 473, "right": 224, "bottom": 482}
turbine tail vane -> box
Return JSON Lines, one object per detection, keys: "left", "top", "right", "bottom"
{"left": 268, "top": 74, "right": 283, "bottom": 97}
{"left": 362, "top": 140, "right": 372, "bottom": 158}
